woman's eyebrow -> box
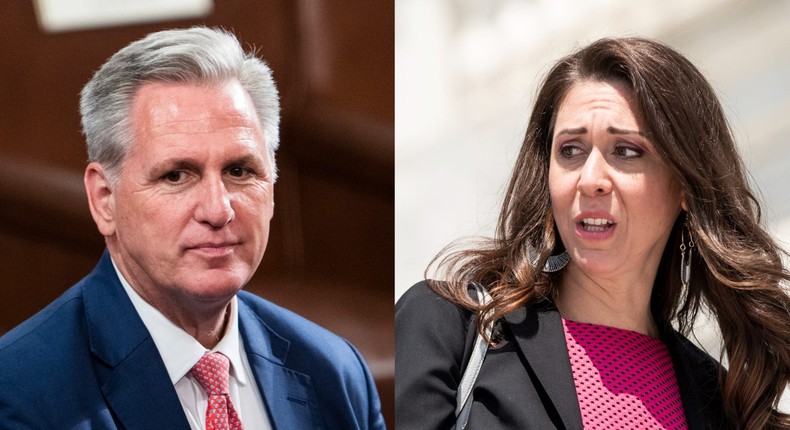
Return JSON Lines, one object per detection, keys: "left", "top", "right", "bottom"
{"left": 607, "top": 126, "right": 643, "bottom": 136}
{"left": 555, "top": 127, "right": 587, "bottom": 136}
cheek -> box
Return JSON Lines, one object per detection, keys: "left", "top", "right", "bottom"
{"left": 114, "top": 188, "right": 149, "bottom": 227}
{"left": 117, "top": 189, "right": 193, "bottom": 238}
{"left": 548, "top": 168, "right": 574, "bottom": 216}
{"left": 239, "top": 194, "right": 273, "bottom": 260}
{"left": 630, "top": 179, "right": 680, "bottom": 227}
{"left": 236, "top": 189, "right": 274, "bottom": 226}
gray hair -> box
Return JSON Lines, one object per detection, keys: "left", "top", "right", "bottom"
{"left": 80, "top": 26, "right": 281, "bottom": 182}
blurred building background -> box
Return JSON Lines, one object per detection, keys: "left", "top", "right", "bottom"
{"left": 396, "top": 0, "right": 789, "bottom": 410}
{"left": 0, "top": 1, "right": 393, "bottom": 426}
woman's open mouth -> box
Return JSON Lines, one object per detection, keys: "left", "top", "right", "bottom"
{"left": 580, "top": 218, "right": 615, "bottom": 232}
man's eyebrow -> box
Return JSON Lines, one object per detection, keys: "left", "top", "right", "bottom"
{"left": 224, "top": 154, "right": 264, "bottom": 168}
{"left": 151, "top": 158, "right": 201, "bottom": 173}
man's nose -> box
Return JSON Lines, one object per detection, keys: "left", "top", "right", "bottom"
{"left": 577, "top": 149, "right": 612, "bottom": 196}
{"left": 195, "top": 175, "right": 235, "bottom": 228}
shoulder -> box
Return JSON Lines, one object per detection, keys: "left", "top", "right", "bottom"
{"left": 0, "top": 252, "right": 119, "bottom": 368}
{"left": 665, "top": 330, "right": 730, "bottom": 428}
{"left": 395, "top": 280, "right": 481, "bottom": 361}
{"left": 396, "top": 280, "right": 474, "bottom": 332}
{"left": 0, "top": 250, "right": 120, "bottom": 360}
{"left": 0, "top": 281, "right": 87, "bottom": 365}
{"left": 237, "top": 291, "right": 385, "bottom": 429}
{"left": 666, "top": 330, "right": 724, "bottom": 381}
{"left": 237, "top": 290, "right": 363, "bottom": 365}
{"left": 395, "top": 280, "right": 479, "bottom": 367}
{"left": 0, "top": 282, "right": 91, "bottom": 428}
{"left": 237, "top": 291, "right": 376, "bottom": 390}
{"left": 395, "top": 281, "right": 478, "bottom": 429}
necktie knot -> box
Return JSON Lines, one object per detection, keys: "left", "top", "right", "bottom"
{"left": 191, "top": 352, "right": 231, "bottom": 396}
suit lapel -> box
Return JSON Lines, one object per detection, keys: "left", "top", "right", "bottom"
{"left": 83, "top": 251, "right": 190, "bottom": 429}
{"left": 504, "top": 304, "right": 583, "bottom": 430}
{"left": 237, "top": 299, "right": 321, "bottom": 430}
{"left": 664, "top": 331, "right": 708, "bottom": 430}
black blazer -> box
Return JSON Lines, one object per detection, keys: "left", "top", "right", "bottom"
{"left": 396, "top": 281, "right": 731, "bottom": 429}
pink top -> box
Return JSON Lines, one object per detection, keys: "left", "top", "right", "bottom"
{"left": 562, "top": 318, "right": 688, "bottom": 430}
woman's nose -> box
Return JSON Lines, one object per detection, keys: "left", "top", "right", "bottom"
{"left": 577, "top": 150, "right": 612, "bottom": 196}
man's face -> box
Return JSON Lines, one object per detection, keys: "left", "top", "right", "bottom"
{"left": 100, "top": 80, "right": 274, "bottom": 312}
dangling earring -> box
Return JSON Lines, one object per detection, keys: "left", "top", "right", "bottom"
{"left": 680, "top": 215, "right": 694, "bottom": 288}
{"left": 543, "top": 250, "right": 570, "bottom": 273}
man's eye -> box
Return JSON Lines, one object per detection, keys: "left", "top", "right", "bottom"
{"left": 163, "top": 171, "right": 184, "bottom": 182}
{"left": 228, "top": 167, "right": 250, "bottom": 177}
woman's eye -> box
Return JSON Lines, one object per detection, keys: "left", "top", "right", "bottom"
{"left": 614, "top": 145, "right": 643, "bottom": 158}
{"left": 559, "top": 144, "right": 582, "bottom": 157}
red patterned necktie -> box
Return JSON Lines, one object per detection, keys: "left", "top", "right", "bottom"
{"left": 191, "top": 352, "right": 245, "bottom": 430}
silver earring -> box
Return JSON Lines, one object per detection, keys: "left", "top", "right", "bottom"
{"left": 680, "top": 217, "right": 694, "bottom": 288}
{"left": 543, "top": 250, "right": 570, "bottom": 273}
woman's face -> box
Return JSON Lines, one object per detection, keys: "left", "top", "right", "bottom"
{"left": 548, "top": 80, "right": 684, "bottom": 281}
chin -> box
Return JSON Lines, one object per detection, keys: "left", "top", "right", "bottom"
{"left": 182, "top": 270, "right": 250, "bottom": 299}
{"left": 569, "top": 253, "right": 620, "bottom": 277}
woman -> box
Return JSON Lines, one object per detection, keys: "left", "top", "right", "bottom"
{"left": 396, "top": 37, "right": 790, "bottom": 429}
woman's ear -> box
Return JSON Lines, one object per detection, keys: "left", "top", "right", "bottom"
{"left": 84, "top": 163, "right": 116, "bottom": 237}
{"left": 680, "top": 193, "right": 689, "bottom": 212}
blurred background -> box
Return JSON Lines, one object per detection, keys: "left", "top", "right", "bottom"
{"left": 396, "top": 0, "right": 790, "bottom": 409}
{"left": 0, "top": 0, "right": 393, "bottom": 426}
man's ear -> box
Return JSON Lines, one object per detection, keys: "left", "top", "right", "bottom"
{"left": 84, "top": 162, "right": 116, "bottom": 237}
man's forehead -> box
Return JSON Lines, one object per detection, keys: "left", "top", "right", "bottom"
{"left": 128, "top": 80, "right": 265, "bottom": 146}
{"left": 131, "top": 80, "right": 261, "bottom": 127}
{"left": 140, "top": 118, "right": 263, "bottom": 140}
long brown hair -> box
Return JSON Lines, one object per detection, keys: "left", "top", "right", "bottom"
{"left": 427, "top": 37, "right": 790, "bottom": 429}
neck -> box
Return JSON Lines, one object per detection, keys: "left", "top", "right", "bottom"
{"left": 127, "top": 277, "right": 233, "bottom": 349}
{"left": 109, "top": 247, "right": 234, "bottom": 349}
{"left": 555, "top": 262, "right": 659, "bottom": 337}
{"left": 161, "top": 302, "right": 231, "bottom": 349}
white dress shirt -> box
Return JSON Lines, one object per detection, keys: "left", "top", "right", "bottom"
{"left": 112, "top": 260, "right": 273, "bottom": 430}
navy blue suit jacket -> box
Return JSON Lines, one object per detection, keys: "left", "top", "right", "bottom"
{"left": 0, "top": 251, "right": 385, "bottom": 429}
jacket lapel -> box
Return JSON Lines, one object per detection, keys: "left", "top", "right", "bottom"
{"left": 504, "top": 303, "right": 583, "bottom": 430}
{"left": 83, "top": 251, "right": 190, "bottom": 429}
{"left": 664, "top": 330, "right": 713, "bottom": 430}
{"left": 505, "top": 299, "right": 726, "bottom": 429}
{"left": 238, "top": 299, "right": 321, "bottom": 430}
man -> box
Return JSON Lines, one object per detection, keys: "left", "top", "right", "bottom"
{"left": 0, "top": 27, "right": 385, "bottom": 430}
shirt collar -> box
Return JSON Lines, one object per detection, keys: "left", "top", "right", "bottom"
{"left": 111, "top": 257, "right": 248, "bottom": 386}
